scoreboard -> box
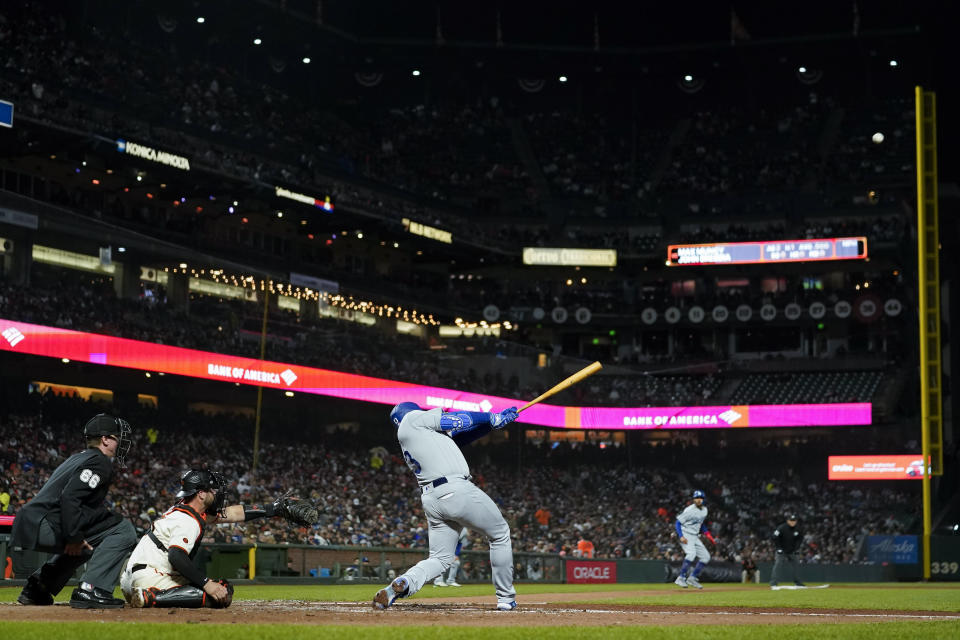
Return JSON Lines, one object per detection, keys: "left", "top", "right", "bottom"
{"left": 667, "top": 237, "right": 867, "bottom": 266}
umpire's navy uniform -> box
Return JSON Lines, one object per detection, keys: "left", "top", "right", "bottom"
{"left": 769, "top": 514, "right": 804, "bottom": 586}
{"left": 12, "top": 414, "right": 137, "bottom": 608}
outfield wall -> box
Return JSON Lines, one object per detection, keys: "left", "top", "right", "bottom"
{"left": 199, "top": 544, "right": 957, "bottom": 584}
{"left": 3, "top": 538, "right": 957, "bottom": 583}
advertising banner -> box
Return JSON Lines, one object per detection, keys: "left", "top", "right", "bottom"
{"left": 866, "top": 536, "right": 919, "bottom": 564}
{"left": 667, "top": 561, "right": 743, "bottom": 583}
{"left": 0, "top": 318, "right": 872, "bottom": 430}
{"left": 522, "top": 247, "right": 617, "bottom": 267}
{"left": 566, "top": 560, "right": 617, "bottom": 584}
{"left": 828, "top": 455, "right": 927, "bottom": 480}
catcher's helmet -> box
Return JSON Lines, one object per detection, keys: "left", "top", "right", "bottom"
{"left": 83, "top": 414, "right": 132, "bottom": 468}
{"left": 692, "top": 490, "right": 706, "bottom": 499}
{"left": 176, "top": 469, "right": 227, "bottom": 516}
{"left": 390, "top": 402, "right": 422, "bottom": 428}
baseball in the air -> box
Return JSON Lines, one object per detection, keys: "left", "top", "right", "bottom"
{"left": 872, "top": 132, "right": 884, "bottom": 144}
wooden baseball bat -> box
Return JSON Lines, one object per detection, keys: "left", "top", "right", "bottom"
{"left": 518, "top": 361, "right": 603, "bottom": 412}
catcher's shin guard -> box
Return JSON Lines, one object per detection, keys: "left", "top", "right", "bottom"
{"left": 140, "top": 585, "right": 206, "bottom": 608}
{"left": 140, "top": 581, "right": 233, "bottom": 608}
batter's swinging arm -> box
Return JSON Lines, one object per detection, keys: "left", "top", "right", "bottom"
{"left": 518, "top": 361, "right": 602, "bottom": 412}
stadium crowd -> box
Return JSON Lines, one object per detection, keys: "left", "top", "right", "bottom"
{"left": 0, "top": 2, "right": 915, "bottom": 250}
{"left": 0, "top": 393, "right": 919, "bottom": 570}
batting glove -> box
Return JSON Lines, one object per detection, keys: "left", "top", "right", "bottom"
{"left": 490, "top": 407, "right": 519, "bottom": 429}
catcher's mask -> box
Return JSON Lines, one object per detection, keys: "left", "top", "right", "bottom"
{"left": 176, "top": 469, "right": 228, "bottom": 517}
{"left": 83, "top": 414, "right": 133, "bottom": 468}
{"left": 390, "top": 402, "right": 422, "bottom": 428}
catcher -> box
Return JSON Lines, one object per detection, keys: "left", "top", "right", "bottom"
{"left": 120, "top": 469, "right": 319, "bottom": 608}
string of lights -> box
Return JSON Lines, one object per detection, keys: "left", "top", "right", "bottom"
{"left": 162, "top": 266, "right": 517, "bottom": 330}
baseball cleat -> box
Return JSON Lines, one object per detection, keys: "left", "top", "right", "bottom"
{"left": 674, "top": 575, "right": 688, "bottom": 588}
{"left": 496, "top": 601, "right": 517, "bottom": 611}
{"left": 686, "top": 577, "right": 703, "bottom": 589}
{"left": 447, "top": 580, "right": 462, "bottom": 587}
{"left": 69, "top": 586, "right": 125, "bottom": 609}
{"left": 373, "top": 576, "right": 409, "bottom": 610}
{"left": 17, "top": 577, "right": 53, "bottom": 606}
{"left": 433, "top": 578, "right": 448, "bottom": 587}
{"left": 130, "top": 587, "right": 152, "bottom": 608}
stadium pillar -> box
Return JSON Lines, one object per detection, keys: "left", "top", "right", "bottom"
{"left": 167, "top": 270, "right": 190, "bottom": 311}
{"left": 252, "top": 288, "right": 270, "bottom": 473}
{"left": 113, "top": 255, "right": 142, "bottom": 300}
{"left": 1, "top": 227, "right": 32, "bottom": 286}
{"left": 300, "top": 296, "right": 319, "bottom": 321}
{"left": 915, "top": 86, "right": 942, "bottom": 580}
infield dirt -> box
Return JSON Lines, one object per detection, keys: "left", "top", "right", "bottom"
{"left": 3, "top": 590, "right": 959, "bottom": 627}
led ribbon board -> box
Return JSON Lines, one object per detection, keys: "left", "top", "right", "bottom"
{"left": 0, "top": 318, "right": 871, "bottom": 430}
{"left": 828, "top": 455, "right": 928, "bottom": 480}
{"left": 667, "top": 237, "right": 867, "bottom": 266}
{"left": 274, "top": 186, "right": 334, "bottom": 211}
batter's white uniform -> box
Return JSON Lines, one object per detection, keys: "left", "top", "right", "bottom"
{"left": 676, "top": 503, "right": 711, "bottom": 564}
{"left": 119, "top": 504, "right": 208, "bottom": 600}
{"left": 395, "top": 408, "right": 515, "bottom": 605}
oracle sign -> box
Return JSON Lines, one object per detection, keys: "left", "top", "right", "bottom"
{"left": 566, "top": 560, "right": 617, "bottom": 584}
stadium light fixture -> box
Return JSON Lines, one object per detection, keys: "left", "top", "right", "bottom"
{"left": 196, "top": 17, "right": 205, "bottom": 24}
{"left": 683, "top": 74, "right": 693, "bottom": 82}
{"left": 889, "top": 59, "right": 898, "bottom": 67}
{"left": 254, "top": 38, "right": 262, "bottom": 45}
{"left": 117, "top": 247, "right": 126, "bottom": 253}
{"left": 559, "top": 75, "right": 568, "bottom": 82}
{"left": 798, "top": 66, "right": 807, "bottom": 73}
{"left": 61, "top": 358, "right": 70, "bottom": 363}
{"left": 302, "top": 57, "right": 311, "bottom": 64}
{"left": 412, "top": 69, "right": 421, "bottom": 76}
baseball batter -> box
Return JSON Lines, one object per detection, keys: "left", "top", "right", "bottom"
{"left": 674, "top": 489, "right": 715, "bottom": 589}
{"left": 373, "top": 403, "right": 518, "bottom": 611}
{"left": 434, "top": 527, "right": 468, "bottom": 587}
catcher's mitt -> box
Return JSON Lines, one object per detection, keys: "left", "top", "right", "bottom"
{"left": 275, "top": 495, "right": 320, "bottom": 526}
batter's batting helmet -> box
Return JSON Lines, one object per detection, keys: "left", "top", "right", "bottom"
{"left": 83, "top": 413, "right": 133, "bottom": 468}
{"left": 176, "top": 469, "right": 228, "bottom": 516}
{"left": 692, "top": 490, "right": 706, "bottom": 499}
{"left": 390, "top": 402, "right": 422, "bottom": 428}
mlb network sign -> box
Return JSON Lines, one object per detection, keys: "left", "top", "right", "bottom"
{"left": 566, "top": 561, "right": 617, "bottom": 584}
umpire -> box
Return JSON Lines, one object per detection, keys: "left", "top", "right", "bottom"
{"left": 12, "top": 414, "right": 137, "bottom": 608}
{"left": 769, "top": 513, "right": 805, "bottom": 587}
